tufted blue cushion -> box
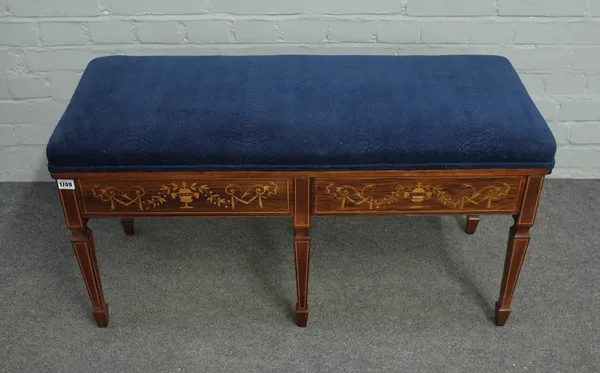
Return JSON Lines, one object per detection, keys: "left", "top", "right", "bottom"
{"left": 46, "top": 55, "right": 556, "bottom": 173}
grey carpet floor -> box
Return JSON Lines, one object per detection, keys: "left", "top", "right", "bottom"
{"left": 0, "top": 180, "right": 599, "bottom": 373}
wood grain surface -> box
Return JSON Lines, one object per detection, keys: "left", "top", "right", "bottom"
{"left": 78, "top": 178, "right": 290, "bottom": 216}
{"left": 314, "top": 176, "right": 524, "bottom": 214}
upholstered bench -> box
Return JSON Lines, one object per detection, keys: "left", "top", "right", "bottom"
{"left": 47, "top": 55, "right": 556, "bottom": 327}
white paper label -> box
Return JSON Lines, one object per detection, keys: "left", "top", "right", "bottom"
{"left": 57, "top": 179, "right": 76, "bottom": 190}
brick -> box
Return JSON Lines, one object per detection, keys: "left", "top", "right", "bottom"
{"left": 306, "top": 0, "right": 403, "bottom": 14}
{"left": 588, "top": 75, "right": 600, "bottom": 93}
{"left": 279, "top": 20, "right": 328, "bottom": 43}
{"left": 569, "top": 123, "right": 600, "bottom": 144}
{"left": 554, "top": 147, "right": 600, "bottom": 168}
{"left": 0, "top": 102, "right": 32, "bottom": 124}
{"left": 499, "top": 0, "right": 587, "bottom": 16}
{"left": 211, "top": 0, "right": 304, "bottom": 14}
{"left": 89, "top": 21, "right": 135, "bottom": 44}
{"left": 329, "top": 20, "right": 377, "bottom": 43}
{"left": 0, "top": 51, "right": 17, "bottom": 71}
{"left": 407, "top": 0, "right": 495, "bottom": 15}
{"left": 7, "top": 77, "right": 51, "bottom": 99}
{"left": 493, "top": 47, "right": 572, "bottom": 70}
{"left": 557, "top": 100, "right": 600, "bottom": 121}
{"left": 31, "top": 101, "right": 67, "bottom": 125}
{"left": 14, "top": 123, "right": 55, "bottom": 145}
{"left": 0, "top": 76, "right": 9, "bottom": 99}
{"left": 547, "top": 122, "right": 570, "bottom": 145}
{"left": 572, "top": 48, "right": 600, "bottom": 70}
{"left": 422, "top": 21, "right": 468, "bottom": 44}
{"left": 0, "top": 146, "right": 50, "bottom": 181}
{"left": 49, "top": 72, "right": 82, "bottom": 101}
{"left": 544, "top": 73, "right": 587, "bottom": 95}
{"left": 136, "top": 21, "right": 182, "bottom": 44}
{"left": 39, "top": 22, "right": 88, "bottom": 46}
{"left": 234, "top": 21, "right": 277, "bottom": 43}
{"left": 0, "top": 125, "right": 17, "bottom": 146}
{"left": 531, "top": 96, "right": 558, "bottom": 121}
{"left": 186, "top": 21, "right": 231, "bottom": 44}
{"left": 377, "top": 21, "right": 421, "bottom": 44}
{"left": 560, "top": 22, "right": 600, "bottom": 45}
{"left": 7, "top": 0, "right": 99, "bottom": 16}
{"left": 0, "top": 23, "right": 37, "bottom": 46}
{"left": 23, "top": 50, "right": 99, "bottom": 72}
{"left": 469, "top": 21, "right": 514, "bottom": 44}
{"left": 395, "top": 45, "right": 487, "bottom": 56}
{"left": 517, "top": 73, "right": 545, "bottom": 94}
{"left": 108, "top": 0, "right": 205, "bottom": 14}
{"left": 514, "top": 22, "right": 560, "bottom": 44}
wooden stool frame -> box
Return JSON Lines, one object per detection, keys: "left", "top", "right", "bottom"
{"left": 54, "top": 168, "right": 548, "bottom": 327}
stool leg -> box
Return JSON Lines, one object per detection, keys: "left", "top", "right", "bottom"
{"left": 465, "top": 215, "right": 480, "bottom": 234}
{"left": 120, "top": 218, "right": 135, "bottom": 236}
{"left": 293, "top": 178, "right": 311, "bottom": 327}
{"left": 294, "top": 228, "right": 310, "bottom": 327}
{"left": 72, "top": 226, "right": 109, "bottom": 327}
{"left": 58, "top": 186, "right": 109, "bottom": 327}
{"left": 495, "top": 176, "right": 544, "bottom": 326}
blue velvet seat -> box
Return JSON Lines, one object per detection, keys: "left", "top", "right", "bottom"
{"left": 46, "top": 55, "right": 556, "bottom": 173}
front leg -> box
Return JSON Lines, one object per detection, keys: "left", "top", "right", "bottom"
{"left": 293, "top": 178, "right": 311, "bottom": 327}
{"left": 496, "top": 176, "right": 544, "bottom": 326}
{"left": 71, "top": 225, "right": 109, "bottom": 327}
{"left": 58, "top": 186, "right": 109, "bottom": 327}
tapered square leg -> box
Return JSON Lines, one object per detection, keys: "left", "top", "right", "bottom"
{"left": 495, "top": 302, "right": 510, "bottom": 326}
{"left": 71, "top": 227, "right": 109, "bottom": 327}
{"left": 120, "top": 218, "right": 135, "bottom": 236}
{"left": 58, "top": 186, "right": 109, "bottom": 327}
{"left": 495, "top": 176, "right": 544, "bottom": 326}
{"left": 465, "top": 215, "right": 479, "bottom": 234}
{"left": 295, "top": 304, "right": 309, "bottom": 327}
{"left": 293, "top": 178, "right": 311, "bottom": 327}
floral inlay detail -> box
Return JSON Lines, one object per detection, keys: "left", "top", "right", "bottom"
{"left": 324, "top": 182, "right": 511, "bottom": 210}
{"left": 91, "top": 181, "right": 279, "bottom": 211}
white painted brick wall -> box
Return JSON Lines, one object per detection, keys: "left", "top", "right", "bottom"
{"left": 422, "top": 21, "right": 469, "bottom": 44}
{"left": 0, "top": 76, "right": 9, "bottom": 99}
{"left": 6, "top": 0, "right": 100, "bottom": 17}
{"left": 1, "top": 0, "right": 599, "bottom": 180}
{"left": 406, "top": 0, "right": 495, "bottom": 16}
{"left": 498, "top": 0, "right": 587, "bottom": 16}
{"left": 544, "top": 73, "right": 587, "bottom": 95}
{"left": 6, "top": 77, "right": 51, "bottom": 99}
{"left": 186, "top": 21, "right": 231, "bottom": 44}
{"left": 39, "top": 22, "right": 88, "bottom": 46}
{"left": 48, "top": 73, "right": 82, "bottom": 101}
{"left": 234, "top": 21, "right": 277, "bottom": 43}
{"left": 136, "top": 21, "right": 182, "bottom": 44}
{"left": 0, "top": 102, "right": 32, "bottom": 124}
{"left": 89, "top": 21, "right": 135, "bottom": 44}
{"left": 280, "top": 20, "right": 328, "bottom": 43}
{"left": 377, "top": 21, "right": 421, "bottom": 43}
{"left": 0, "top": 23, "right": 37, "bottom": 46}
{"left": 0, "top": 51, "right": 17, "bottom": 71}
{"left": 514, "top": 22, "right": 560, "bottom": 44}
{"left": 588, "top": 76, "right": 600, "bottom": 93}
{"left": 329, "top": 21, "right": 377, "bottom": 43}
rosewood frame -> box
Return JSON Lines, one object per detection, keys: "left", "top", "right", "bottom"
{"left": 54, "top": 168, "right": 548, "bottom": 327}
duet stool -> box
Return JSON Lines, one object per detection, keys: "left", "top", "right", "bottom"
{"left": 46, "top": 55, "right": 556, "bottom": 327}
